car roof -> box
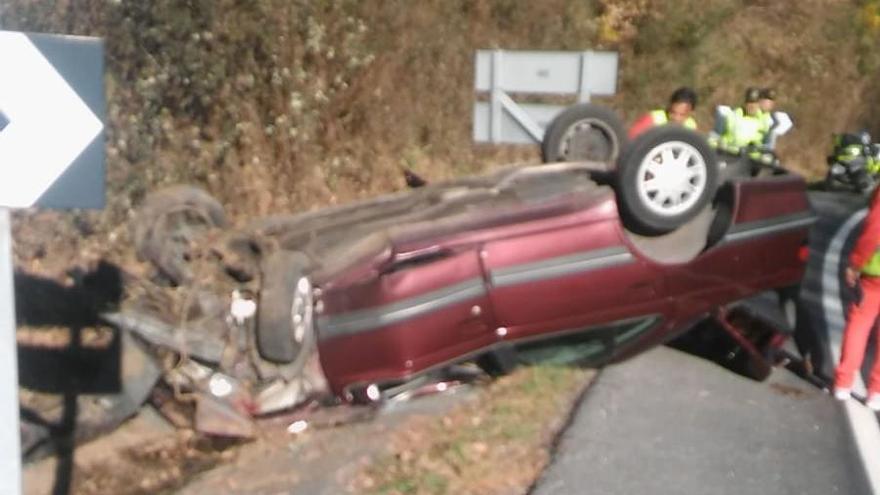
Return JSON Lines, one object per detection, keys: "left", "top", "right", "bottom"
{"left": 250, "top": 162, "right": 614, "bottom": 277}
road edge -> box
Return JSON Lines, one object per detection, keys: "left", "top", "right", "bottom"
{"left": 822, "top": 208, "right": 880, "bottom": 494}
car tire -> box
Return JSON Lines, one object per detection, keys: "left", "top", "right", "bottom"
{"left": 133, "top": 186, "right": 227, "bottom": 285}
{"left": 541, "top": 103, "right": 627, "bottom": 164}
{"left": 256, "top": 250, "right": 316, "bottom": 367}
{"left": 616, "top": 126, "right": 719, "bottom": 235}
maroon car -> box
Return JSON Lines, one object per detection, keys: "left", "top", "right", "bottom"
{"left": 16, "top": 107, "right": 815, "bottom": 453}
{"left": 124, "top": 120, "right": 813, "bottom": 414}
{"left": 310, "top": 169, "right": 811, "bottom": 399}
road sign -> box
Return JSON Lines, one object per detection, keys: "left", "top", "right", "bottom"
{"left": 473, "top": 50, "right": 618, "bottom": 145}
{"left": 0, "top": 31, "right": 105, "bottom": 209}
{"left": 0, "top": 30, "right": 105, "bottom": 495}
{"left": 473, "top": 101, "right": 563, "bottom": 145}
{"left": 474, "top": 50, "right": 618, "bottom": 97}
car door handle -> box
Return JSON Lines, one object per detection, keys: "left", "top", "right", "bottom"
{"left": 459, "top": 304, "right": 489, "bottom": 336}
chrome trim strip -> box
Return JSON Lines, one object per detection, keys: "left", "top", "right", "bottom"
{"left": 318, "top": 278, "right": 486, "bottom": 339}
{"left": 723, "top": 212, "right": 816, "bottom": 244}
{"left": 318, "top": 246, "right": 635, "bottom": 339}
{"left": 490, "top": 246, "right": 634, "bottom": 288}
{"left": 509, "top": 314, "right": 661, "bottom": 347}
{"left": 340, "top": 313, "right": 664, "bottom": 398}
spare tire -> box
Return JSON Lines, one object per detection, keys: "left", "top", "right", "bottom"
{"left": 541, "top": 103, "right": 626, "bottom": 164}
{"left": 256, "top": 250, "right": 315, "bottom": 368}
{"left": 133, "top": 186, "right": 227, "bottom": 285}
{"left": 616, "top": 126, "right": 718, "bottom": 235}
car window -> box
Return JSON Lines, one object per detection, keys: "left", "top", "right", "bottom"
{"left": 515, "top": 315, "right": 662, "bottom": 367}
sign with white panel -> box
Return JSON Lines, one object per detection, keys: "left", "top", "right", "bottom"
{"left": 474, "top": 50, "right": 618, "bottom": 97}
{"left": 0, "top": 31, "right": 105, "bottom": 209}
{"left": 473, "top": 102, "right": 566, "bottom": 145}
{"left": 0, "top": 30, "right": 105, "bottom": 495}
{"left": 473, "top": 49, "right": 618, "bottom": 145}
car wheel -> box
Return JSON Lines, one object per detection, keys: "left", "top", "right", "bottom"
{"left": 616, "top": 126, "right": 719, "bottom": 235}
{"left": 541, "top": 103, "right": 626, "bottom": 164}
{"left": 133, "top": 186, "right": 227, "bottom": 285}
{"left": 256, "top": 250, "right": 316, "bottom": 369}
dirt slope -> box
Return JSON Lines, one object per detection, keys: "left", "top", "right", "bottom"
{"left": 2, "top": 0, "right": 879, "bottom": 273}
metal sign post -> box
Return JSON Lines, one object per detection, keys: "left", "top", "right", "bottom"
{"left": 0, "top": 209, "right": 19, "bottom": 495}
{"left": 0, "top": 30, "right": 105, "bottom": 495}
{"left": 473, "top": 49, "right": 619, "bottom": 145}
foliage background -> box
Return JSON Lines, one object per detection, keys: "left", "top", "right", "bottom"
{"left": 2, "top": 0, "right": 880, "bottom": 272}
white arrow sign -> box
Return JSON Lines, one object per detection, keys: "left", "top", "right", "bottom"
{"left": 0, "top": 32, "right": 103, "bottom": 208}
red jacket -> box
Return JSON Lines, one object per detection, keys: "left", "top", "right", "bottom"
{"left": 628, "top": 113, "right": 658, "bottom": 139}
{"left": 850, "top": 186, "right": 880, "bottom": 270}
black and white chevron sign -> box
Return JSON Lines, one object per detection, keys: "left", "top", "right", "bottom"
{"left": 0, "top": 31, "right": 105, "bottom": 209}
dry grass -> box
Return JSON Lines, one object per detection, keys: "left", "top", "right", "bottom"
{"left": 67, "top": 431, "right": 238, "bottom": 495}
{"left": 5, "top": 3, "right": 878, "bottom": 491}
{"left": 607, "top": 0, "right": 880, "bottom": 179}
{"left": 352, "top": 365, "right": 594, "bottom": 495}
{"left": 4, "top": 0, "right": 880, "bottom": 276}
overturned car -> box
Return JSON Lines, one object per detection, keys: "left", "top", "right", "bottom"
{"left": 37, "top": 108, "right": 815, "bottom": 442}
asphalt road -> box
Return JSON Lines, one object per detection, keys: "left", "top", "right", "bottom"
{"left": 798, "top": 191, "right": 869, "bottom": 381}
{"left": 533, "top": 190, "right": 880, "bottom": 495}
{"left": 532, "top": 346, "right": 869, "bottom": 495}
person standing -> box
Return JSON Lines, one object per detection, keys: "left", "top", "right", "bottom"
{"left": 708, "top": 87, "right": 770, "bottom": 155}
{"left": 628, "top": 86, "right": 698, "bottom": 139}
{"left": 758, "top": 87, "right": 793, "bottom": 150}
{"left": 834, "top": 185, "right": 880, "bottom": 410}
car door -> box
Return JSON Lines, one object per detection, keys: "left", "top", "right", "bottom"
{"left": 317, "top": 246, "right": 497, "bottom": 389}
{"left": 481, "top": 215, "right": 668, "bottom": 341}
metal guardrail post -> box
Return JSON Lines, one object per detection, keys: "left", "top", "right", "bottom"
{"left": 490, "top": 49, "right": 503, "bottom": 143}
{"left": 578, "top": 51, "right": 592, "bottom": 103}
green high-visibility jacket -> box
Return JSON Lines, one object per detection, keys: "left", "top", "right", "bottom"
{"left": 650, "top": 109, "right": 697, "bottom": 130}
{"left": 861, "top": 252, "right": 880, "bottom": 276}
{"left": 832, "top": 143, "right": 880, "bottom": 174}
{"left": 717, "top": 107, "right": 770, "bottom": 154}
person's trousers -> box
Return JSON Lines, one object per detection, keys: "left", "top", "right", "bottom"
{"left": 835, "top": 275, "right": 880, "bottom": 394}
